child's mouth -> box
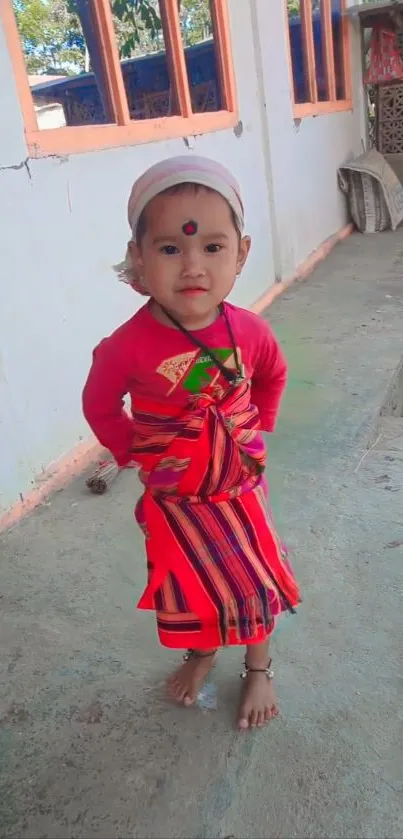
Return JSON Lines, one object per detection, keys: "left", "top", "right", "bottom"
{"left": 179, "top": 287, "right": 207, "bottom": 296}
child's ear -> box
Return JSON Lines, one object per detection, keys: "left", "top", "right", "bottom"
{"left": 237, "top": 236, "right": 251, "bottom": 275}
{"left": 128, "top": 240, "right": 148, "bottom": 295}
{"left": 129, "top": 240, "right": 143, "bottom": 273}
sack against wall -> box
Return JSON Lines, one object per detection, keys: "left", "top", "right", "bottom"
{"left": 365, "top": 24, "right": 403, "bottom": 85}
{"left": 338, "top": 149, "right": 403, "bottom": 234}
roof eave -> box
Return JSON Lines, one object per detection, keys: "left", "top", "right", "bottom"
{"left": 348, "top": 0, "right": 403, "bottom": 24}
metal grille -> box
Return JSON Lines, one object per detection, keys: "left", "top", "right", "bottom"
{"left": 377, "top": 81, "right": 403, "bottom": 153}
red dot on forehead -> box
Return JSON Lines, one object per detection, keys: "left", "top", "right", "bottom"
{"left": 182, "top": 220, "right": 198, "bottom": 236}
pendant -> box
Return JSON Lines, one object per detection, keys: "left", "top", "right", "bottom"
{"left": 233, "top": 364, "right": 245, "bottom": 386}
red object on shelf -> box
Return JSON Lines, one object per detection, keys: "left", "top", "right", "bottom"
{"left": 365, "top": 24, "right": 403, "bottom": 84}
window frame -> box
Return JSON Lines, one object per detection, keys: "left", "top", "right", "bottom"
{"left": 285, "top": 0, "right": 353, "bottom": 118}
{"left": 1, "top": 0, "right": 238, "bottom": 157}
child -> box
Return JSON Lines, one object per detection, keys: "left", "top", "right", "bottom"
{"left": 83, "top": 155, "right": 300, "bottom": 730}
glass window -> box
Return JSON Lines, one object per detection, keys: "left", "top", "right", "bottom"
{"left": 312, "top": 0, "right": 327, "bottom": 102}
{"left": 111, "top": 0, "right": 177, "bottom": 120}
{"left": 287, "top": 1, "right": 309, "bottom": 105}
{"left": 13, "top": 0, "right": 113, "bottom": 129}
{"left": 287, "top": 0, "right": 350, "bottom": 114}
{"left": 180, "top": 0, "right": 221, "bottom": 113}
{"left": 332, "top": 0, "right": 346, "bottom": 100}
{"left": 6, "top": 0, "right": 238, "bottom": 155}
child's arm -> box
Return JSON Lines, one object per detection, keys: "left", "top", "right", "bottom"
{"left": 250, "top": 321, "right": 288, "bottom": 432}
{"left": 82, "top": 338, "right": 136, "bottom": 467}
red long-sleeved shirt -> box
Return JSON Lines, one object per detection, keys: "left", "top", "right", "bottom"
{"left": 82, "top": 302, "right": 287, "bottom": 466}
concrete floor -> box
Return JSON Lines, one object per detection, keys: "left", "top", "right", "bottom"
{"left": 1, "top": 231, "right": 403, "bottom": 839}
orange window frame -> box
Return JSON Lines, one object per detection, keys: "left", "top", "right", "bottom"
{"left": 1, "top": 0, "right": 238, "bottom": 157}
{"left": 285, "top": 0, "right": 352, "bottom": 118}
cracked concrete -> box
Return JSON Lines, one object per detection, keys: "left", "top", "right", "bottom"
{"left": 1, "top": 231, "right": 403, "bottom": 839}
{"left": 0, "top": 153, "right": 69, "bottom": 180}
{"left": 0, "top": 158, "right": 32, "bottom": 178}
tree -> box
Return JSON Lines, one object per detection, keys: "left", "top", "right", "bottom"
{"left": 14, "top": 0, "right": 213, "bottom": 75}
{"left": 13, "top": 0, "right": 85, "bottom": 74}
{"left": 180, "top": 0, "right": 212, "bottom": 47}
{"left": 287, "top": 0, "right": 301, "bottom": 17}
{"left": 67, "top": 0, "right": 163, "bottom": 59}
{"left": 14, "top": 0, "right": 164, "bottom": 72}
{"left": 109, "top": 0, "right": 162, "bottom": 58}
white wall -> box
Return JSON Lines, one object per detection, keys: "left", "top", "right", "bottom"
{"left": 0, "top": 1, "right": 275, "bottom": 513}
{"left": 0, "top": 1, "right": 366, "bottom": 514}
{"left": 254, "top": 0, "right": 365, "bottom": 279}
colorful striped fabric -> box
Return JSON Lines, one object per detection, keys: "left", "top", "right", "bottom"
{"left": 132, "top": 382, "right": 300, "bottom": 649}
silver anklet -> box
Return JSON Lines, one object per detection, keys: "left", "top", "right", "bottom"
{"left": 240, "top": 657, "right": 274, "bottom": 680}
{"left": 183, "top": 649, "right": 217, "bottom": 662}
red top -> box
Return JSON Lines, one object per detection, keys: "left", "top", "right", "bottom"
{"left": 82, "top": 302, "right": 287, "bottom": 467}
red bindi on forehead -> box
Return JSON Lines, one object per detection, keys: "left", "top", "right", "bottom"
{"left": 182, "top": 220, "right": 198, "bottom": 236}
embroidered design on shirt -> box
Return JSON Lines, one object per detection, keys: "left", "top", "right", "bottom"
{"left": 157, "top": 348, "right": 243, "bottom": 394}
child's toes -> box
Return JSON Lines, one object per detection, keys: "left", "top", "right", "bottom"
{"left": 238, "top": 712, "right": 249, "bottom": 730}
{"left": 176, "top": 687, "right": 186, "bottom": 702}
{"left": 168, "top": 678, "right": 184, "bottom": 702}
{"left": 249, "top": 709, "right": 258, "bottom": 728}
{"left": 257, "top": 711, "right": 265, "bottom": 727}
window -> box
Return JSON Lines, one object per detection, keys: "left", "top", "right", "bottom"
{"left": 2, "top": 0, "right": 237, "bottom": 156}
{"left": 286, "top": 0, "right": 352, "bottom": 118}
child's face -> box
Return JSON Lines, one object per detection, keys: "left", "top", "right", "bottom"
{"left": 130, "top": 186, "right": 250, "bottom": 328}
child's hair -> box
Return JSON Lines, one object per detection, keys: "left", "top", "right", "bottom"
{"left": 114, "top": 181, "right": 240, "bottom": 287}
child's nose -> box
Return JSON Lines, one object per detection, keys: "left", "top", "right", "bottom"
{"left": 182, "top": 248, "right": 206, "bottom": 276}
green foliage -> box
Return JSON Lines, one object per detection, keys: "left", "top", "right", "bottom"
{"left": 112, "top": 0, "right": 161, "bottom": 57}
{"left": 180, "top": 0, "right": 212, "bottom": 47}
{"left": 13, "top": 0, "right": 84, "bottom": 73}
{"left": 287, "top": 0, "right": 301, "bottom": 17}
{"left": 14, "top": 0, "right": 213, "bottom": 75}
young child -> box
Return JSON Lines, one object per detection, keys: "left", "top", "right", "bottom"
{"left": 82, "top": 155, "right": 300, "bottom": 730}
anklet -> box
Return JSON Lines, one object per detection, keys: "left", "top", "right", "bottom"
{"left": 240, "top": 657, "right": 274, "bottom": 680}
{"left": 183, "top": 649, "right": 217, "bottom": 662}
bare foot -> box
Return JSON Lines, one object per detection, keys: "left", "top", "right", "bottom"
{"left": 237, "top": 672, "right": 279, "bottom": 730}
{"left": 167, "top": 651, "right": 217, "bottom": 707}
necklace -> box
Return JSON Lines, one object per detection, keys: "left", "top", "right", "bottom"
{"left": 160, "top": 303, "right": 245, "bottom": 387}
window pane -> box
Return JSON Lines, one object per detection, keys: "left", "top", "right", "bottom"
{"left": 180, "top": 0, "right": 221, "bottom": 113}
{"left": 312, "top": 0, "right": 327, "bottom": 102}
{"left": 287, "top": 0, "right": 308, "bottom": 105}
{"left": 332, "top": 0, "right": 346, "bottom": 100}
{"left": 14, "top": 0, "right": 115, "bottom": 128}
{"left": 111, "top": 0, "right": 179, "bottom": 120}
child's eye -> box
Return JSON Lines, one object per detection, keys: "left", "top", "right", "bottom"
{"left": 160, "top": 245, "right": 180, "bottom": 255}
{"left": 206, "top": 243, "right": 223, "bottom": 253}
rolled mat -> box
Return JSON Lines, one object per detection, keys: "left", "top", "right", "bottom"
{"left": 86, "top": 460, "right": 121, "bottom": 494}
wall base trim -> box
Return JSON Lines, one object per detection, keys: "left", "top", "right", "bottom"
{"left": 251, "top": 223, "right": 353, "bottom": 314}
{"left": 0, "top": 437, "right": 102, "bottom": 533}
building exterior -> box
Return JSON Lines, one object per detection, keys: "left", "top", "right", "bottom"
{"left": 0, "top": 0, "right": 365, "bottom": 519}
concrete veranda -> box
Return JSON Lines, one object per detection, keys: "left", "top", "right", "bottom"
{"left": 1, "top": 231, "right": 403, "bottom": 839}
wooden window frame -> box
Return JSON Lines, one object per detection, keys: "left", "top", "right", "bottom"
{"left": 285, "top": 0, "right": 352, "bottom": 119}
{"left": 1, "top": 0, "right": 238, "bottom": 158}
